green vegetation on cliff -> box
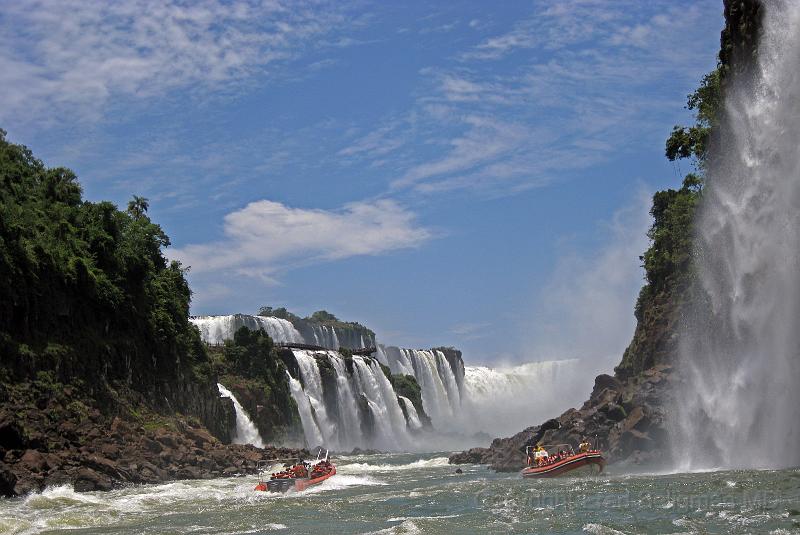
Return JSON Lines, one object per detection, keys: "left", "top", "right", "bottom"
{"left": 615, "top": 0, "right": 763, "bottom": 379}
{"left": 211, "top": 327, "right": 302, "bottom": 444}
{"left": 0, "top": 129, "right": 226, "bottom": 435}
{"left": 257, "top": 305, "right": 376, "bottom": 347}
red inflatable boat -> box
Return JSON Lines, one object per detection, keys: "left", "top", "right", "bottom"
{"left": 521, "top": 444, "right": 605, "bottom": 478}
{"left": 255, "top": 448, "right": 336, "bottom": 493}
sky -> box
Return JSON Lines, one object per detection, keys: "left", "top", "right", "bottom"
{"left": 0, "top": 0, "right": 724, "bottom": 367}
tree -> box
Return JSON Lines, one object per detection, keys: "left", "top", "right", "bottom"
{"left": 308, "top": 310, "right": 338, "bottom": 323}
{"left": 127, "top": 195, "right": 150, "bottom": 219}
{"left": 665, "top": 68, "right": 722, "bottom": 166}
{"left": 224, "top": 327, "right": 275, "bottom": 379}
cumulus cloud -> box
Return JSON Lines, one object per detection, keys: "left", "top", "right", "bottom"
{"left": 0, "top": 0, "right": 350, "bottom": 124}
{"left": 170, "top": 199, "right": 432, "bottom": 282}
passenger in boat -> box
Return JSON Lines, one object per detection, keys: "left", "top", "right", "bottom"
{"left": 579, "top": 439, "right": 590, "bottom": 453}
{"left": 534, "top": 445, "right": 549, "bottom": 466}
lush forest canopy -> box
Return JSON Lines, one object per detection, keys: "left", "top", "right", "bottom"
{"left": 0, "top": 129, "right": 208, "bottom": 400}
{"left": 615, "top": 63, "right": 723, "bottom": 378}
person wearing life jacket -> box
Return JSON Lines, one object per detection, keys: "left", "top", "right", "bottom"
{"left": 534, "top": 445, "right": 549, "bottom": 466}
{"left": 579, "top": 439, "right": 591, "bottom": 453}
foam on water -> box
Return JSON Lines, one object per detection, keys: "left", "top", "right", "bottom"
{"left": 0, "top": 458, "right": 797, "bottom": 534}
{"left": 337, "top": 457, "right": 450, "bottom": 473}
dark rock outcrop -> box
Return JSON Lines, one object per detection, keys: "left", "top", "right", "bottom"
{"left": 2, "top": 407, "right": 307, "bottom": 496}
{"left": 450, "top": 365, "right": 674, "bottom": 471}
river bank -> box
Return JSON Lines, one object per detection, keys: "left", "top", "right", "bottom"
{"left": 0, "top": 380, "right": 306, "bottom": 497}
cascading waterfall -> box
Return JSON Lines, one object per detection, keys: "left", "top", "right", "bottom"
{"left": 217, "top": 383, "right": 265, "bottom": 448}
{"left": 291, "top": 351, "right": 339, "bottom": 449}
{"left": 329, "top": 355, "right": 364, "bottom": 446}
{"left": 190, "top": 314, "right": 376, "bottom": 350}
{"left": 399, "top": 396, "right": 423, "bottom": 430}
{"left": 673, "top": 0, "right": 800, "bottom": 470}
{"left": 191, "top": 315, "right": 303, "bottom": 345}
{"left": 202, "top": 317, "right": 592, "bottom": 450}
{"left": 376, "top": 346, "right": 585, "bottom": 438}
{"left": 308, "top": 325, "right": 340, "bottom": 350}
{"left": 287, "top": 350, "right": 412, "bottom": 451}
{"left": 396, "top": 349, "right": 458, "bottom": 429}
{"left": 462, "top": 360, "right": 584, "bottom": 438}
{"left": 287, "top": 373, "right": 325, "bottom": 449}
{"left": 351, "top": 356, "right": 411, "bottom": 450}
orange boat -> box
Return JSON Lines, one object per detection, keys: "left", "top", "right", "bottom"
{"left": 521, "top": 443, "right": 605, "bottom": 478}
{"left": 255, "top": 448, "right": 336, "bottom": 493}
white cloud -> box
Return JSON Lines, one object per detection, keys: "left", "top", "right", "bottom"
{"left": 392, "top": 115, "right": 530, "bottom": 190}
{"left": 0, "top": 0, "right": 351, "bottom": 124}
{"left": 365, "top": 0, "right": 720, "bottom": 197}
{"left": 170, "top": 198, "right": 433, "bottom": 281}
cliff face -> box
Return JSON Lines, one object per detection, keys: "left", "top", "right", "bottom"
{"left": 0, "top": 132, "right": 306, "bottom": 496}
{"left": 291, "top": 319, "right": 377, "bottom": 350}
{"left": 451, "top": 0, "right": 764, "bottom": 471}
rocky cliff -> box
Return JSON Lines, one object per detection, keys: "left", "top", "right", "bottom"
{"left": 450, "top": 0, "right": 764, "bottom": 471}
{"left": 0, "top": 132, "right": 305, "bottom": 495}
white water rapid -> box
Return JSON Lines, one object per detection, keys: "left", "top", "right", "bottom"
{"left": 673, "top": 0, "right": 800, "bottom": 470}
{"left": 216, "top": 383, "right": 265, "bottom": 448}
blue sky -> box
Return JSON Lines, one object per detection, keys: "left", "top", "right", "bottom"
{"left": 0, "top": 0, "right": 723, "bottom": 367}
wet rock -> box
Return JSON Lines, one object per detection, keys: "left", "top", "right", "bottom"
{"left": 74, "top": 468, "right": 113, "bottom": 492}
{"left": 142, "top": 438, "right": 162, "bottom": 454}
{"left": 601, "top": 403, "right": 627, "bottom": 422}
{"left": 450, "top": 365, "right": 675, "bottom": 470}
{"left": 0, "top": 463, "right": 17, "bottom": 497}
{"left": 0, "top": 419, "right": 26, "bottom": 450}
{"left": 20, "top": 450, "right": 47, "bottom": 473}
{"left": 13, "top": 472, "right": 44, "bottom": 495}
{"left": 448, "top": 447, "right": 491, "bottom": 465}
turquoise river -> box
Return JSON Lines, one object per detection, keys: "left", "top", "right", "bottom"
{"left": 1, "top": 452, "right": 798, "bottom": 534}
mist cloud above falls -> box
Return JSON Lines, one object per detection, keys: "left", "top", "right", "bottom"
{"left": 524, "top": 190, "right": 651, "bottom": 374}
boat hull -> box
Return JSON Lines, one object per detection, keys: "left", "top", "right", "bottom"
{"left": 521, "top": 452, "right": 605, "bottom": 478}
{"left": 262, "top": 466, "right": 337, "bottom": 492}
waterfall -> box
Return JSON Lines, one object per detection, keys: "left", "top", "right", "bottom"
{"left": 287, "top": 373, "right": 325, "bottom": 449}
{"left": 461, "top": 360, "right": 584, "bottom": 438}
{"left": 398, "top": 349, "right": 457, "bottom": 429}
{"left": 435, "top": 350, "right": 461, "bottom": 413}
{"left": 190, "top": 314, "right": 303, "bottom": 344}
{"left": 351, "top": 356, "right": 410, "bottom": 450}
{"left": 291, "top": 350, "right": 339, "bottom": 449}
{"left": 674, "top": 0, "right": 800, "bottom": 470}
{"left": 399, "top": 396, "right": 423, "bottom": 430}
{"left": 189, "top": 314, "right": 375, "bottom": 350}
{"left": 309, "top": 325, "right": 340, "bottom": 350}
{"left": 286, "top": 350, "right": 414, "bottom": 451}
{"left": 217, "top": 383, "right": 265, "bottom": 447}
{"left": 329, "top": 355, "right": 364, "bottom": 446}
{"left": 287, "top": 346, "right": 587, "bottom": 448}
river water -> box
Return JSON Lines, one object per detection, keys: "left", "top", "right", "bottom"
{"left": 1, "top": 452, "right": 797, "bottom": 534}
